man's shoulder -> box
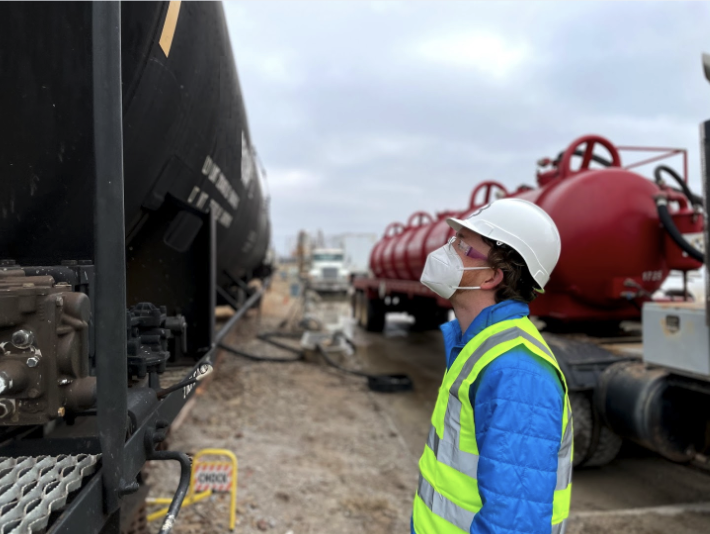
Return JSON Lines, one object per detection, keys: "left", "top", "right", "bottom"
{"left": 488, "top": 344, "right": 555, "bottom": 371}
{"left": 477, "top": 344, "right": 564, "bottom": 398}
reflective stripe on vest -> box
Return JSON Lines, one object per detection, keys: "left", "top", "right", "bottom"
{"left": 417, "top": 474, "right": 474, "bottom": 532}
{"left": 552, "top": 519, "right": 568, "bottom": 534}
{"left": 414, "top": 319, "right": 573, "bottom": 534}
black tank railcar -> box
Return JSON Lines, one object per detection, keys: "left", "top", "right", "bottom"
{"left": 0, "top": 2, "right": 269, "bottom": 533}
{"left": 0, "top": 0, "right": 270, "bottom": 293}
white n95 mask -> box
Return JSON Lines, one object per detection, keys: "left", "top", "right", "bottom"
{"left": 420, "top": 242, "right": 491, "bottom": 299}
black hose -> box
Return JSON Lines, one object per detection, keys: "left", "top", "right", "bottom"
{"left": 656, "top": 198, "right": 705, "bottom": 263}
{"left": 315, "top": 341, "right": 369, "bottom": 378}
{"left": 156, "top": 377, "right": 199, "bottom": 399}
{"left": 145, "top": 447, "right": 192, "bottom": 534}
{"left": 316, "top": 335, "right": 413, "bottom": 393}
{"left": 220, "top": 328, "right": 412, "bottom": 392}
{"left": 156, "top": 364, "right": 213, "bottom": 399}
{"left": 654, "top": 165, "right": 704, "bottom": 208}
{"left": 219, "top": 331, "right": 305, "bottom": 362}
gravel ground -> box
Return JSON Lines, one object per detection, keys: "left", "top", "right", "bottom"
{"left": 146, "top": 279, "right": 417, "bottom": 533}
{"left": 145, "top": 276, "right": 710, "bottom": 534}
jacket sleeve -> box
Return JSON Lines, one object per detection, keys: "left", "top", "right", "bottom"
{"left": 469, "top": 347, "right": 564, "bottom": 534}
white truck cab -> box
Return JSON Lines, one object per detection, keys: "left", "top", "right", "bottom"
{"left": 308, "top": 248, "right": 350, "bottom": 293}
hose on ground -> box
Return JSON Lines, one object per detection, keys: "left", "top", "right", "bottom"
{"left": 217, "top": 283, "right": 411, "bottom": 391}
{"left": 221, "top": 328, "right": 413, "bottom": 392}
{"left": 656, "top": 197, "right": 705, "bottom": 263}
{"left": 315, "top": 336, "right": 414, "bottom": 393}
{"left": 219, "top": 331, "right": 305, "bottom": 362}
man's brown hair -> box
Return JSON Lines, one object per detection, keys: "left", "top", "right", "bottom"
{"left": 482, "top": 237, "right": 539, "bottom": 304}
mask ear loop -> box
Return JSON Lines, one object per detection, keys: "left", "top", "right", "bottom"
{"left": 455, "top": 266, "right": 492, "bottom": 290}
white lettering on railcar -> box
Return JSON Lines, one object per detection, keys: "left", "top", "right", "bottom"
{"left": 242, "top": 229, "right": 257, "bottom": 253}
{"left": 209, "top": 199, "right": 233, "bottom": 229}
{"left": 201, "top": 155, "right": 213, "bottom": 175}
{"left": 196, "top": 192, "right": 209, "bottom": 209}
{"left": 220, "top": 211, "right": 233, "bottom": 228}
{"left": 201, "top": 153, "right": 241, "bottom": 214}
{"left": 241, "top": 132, "right": 254, "bottom": 188}
{"left": 187, "top": 186, "right": 200, "bottom": 204}
{"left": 228, "top": 190, "right": 239, "bottom": 210}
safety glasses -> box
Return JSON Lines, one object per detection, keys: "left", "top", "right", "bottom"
{"left": 448, "top": 236, "right": 489, "bottom": 261}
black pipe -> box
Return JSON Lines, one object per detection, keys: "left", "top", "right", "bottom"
{"left": 656, "top": 197, "right": 705, "bottom": 263}
{"left": 654, "top": 165, "right": 704, "bottom": 207}
{"left": 216, "top": 285, "right": 242, "bottom": 310}
{"left": 595, "top": 361, "right": 703, "bottom": 463}
{"left": 92, "top": 1, "right": 127, "bottom": 513}
{"left": 214, "top": 285, "right": 265, "bottom": 345}
{"left": 700, "top": 119, "right": 710, "bottom": 327}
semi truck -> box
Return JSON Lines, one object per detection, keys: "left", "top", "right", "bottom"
{"left": 306, "top": 248, "right": 351, "bottom": 293}
{"left": 353, "top": 59, "right": 710, "bottom": 467}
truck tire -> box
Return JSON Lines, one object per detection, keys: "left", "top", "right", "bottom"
{"left": 364, "top": 296, "right": 386, "bottom": 332}
{"left": 570, "top": 392, "right": 593, "bottom": 467}
{"left": 356, "top": 291, "right": 367, "bottom": 328}
{"left": 584, "top": 424, "right": 623, "bottom": 468}
{"left": 570, "top": 392, "right": 622, "bottom": 468}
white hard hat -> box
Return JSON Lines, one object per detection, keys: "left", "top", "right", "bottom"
{"left": 446, "top": 198, "right": 561, "bottom": 291}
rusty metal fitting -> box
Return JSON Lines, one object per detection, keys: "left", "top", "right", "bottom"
{"left": 11, "top": 329, "right": 34, "bottom": 349}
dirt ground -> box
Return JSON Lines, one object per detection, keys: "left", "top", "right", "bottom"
{"left": 146, "top": 277, "right": 417, "bottom": 533}
{"left": 146, "top": 274, "right": 710, "bottom": 534}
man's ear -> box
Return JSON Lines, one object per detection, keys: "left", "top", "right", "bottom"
{"left": 480, "top": 268, "right": 504, "bottom": 291}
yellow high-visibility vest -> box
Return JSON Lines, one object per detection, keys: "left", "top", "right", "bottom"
{"left": 412, "top": 317, "right": 573, "bottom": 534}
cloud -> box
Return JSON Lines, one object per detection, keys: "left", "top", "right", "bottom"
{"left": 416, "top": 33, "right": 530, "bottom": 80}
{"left": 267, "top": 168, "right": 322, "bottom": 193}
{"left": 224, "top": 1, "right": 710, "bottom": 254}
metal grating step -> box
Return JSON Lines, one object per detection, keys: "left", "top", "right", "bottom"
{"left": 0, "top": 454, "right": 101, "bottom": 534}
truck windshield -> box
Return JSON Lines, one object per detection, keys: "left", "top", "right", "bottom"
{"left": 313, "top": 253, "right": 343, "bottom": 262}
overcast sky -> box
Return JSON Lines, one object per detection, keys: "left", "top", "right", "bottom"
{"left": 224, "top": 1, "right": 710, "bottom": 255}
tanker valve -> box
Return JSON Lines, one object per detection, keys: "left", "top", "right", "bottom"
{"left": 655, "top": 195, "right": 704, "bottom": 269}
{"left": 0, "top": 271, "right": 92, "bottom": 425}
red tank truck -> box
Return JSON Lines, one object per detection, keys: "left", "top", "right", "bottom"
{"left": 353, "top": 132, "right": 710, "bottom": 468}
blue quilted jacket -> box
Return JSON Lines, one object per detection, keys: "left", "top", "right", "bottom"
{"left": 412, "top": 300, "right": 564, "bottom": 534}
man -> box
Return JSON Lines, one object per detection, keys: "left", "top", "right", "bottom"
{"left": 412, "top": 198, "right": 572, "bottom": 534}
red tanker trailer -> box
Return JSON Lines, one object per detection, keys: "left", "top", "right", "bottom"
{"left": 354, "top": 134, "right": 703, "bottom": 332}
{"left": 353, "top": 133, "right": 710, "bottom": 468}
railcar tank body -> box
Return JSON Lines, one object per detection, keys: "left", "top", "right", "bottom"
{"left": 0, "top": 3, "right": 273, "bottom": 531}
{"left": 0, "top": 1, "right": 271, "bottom": 300}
